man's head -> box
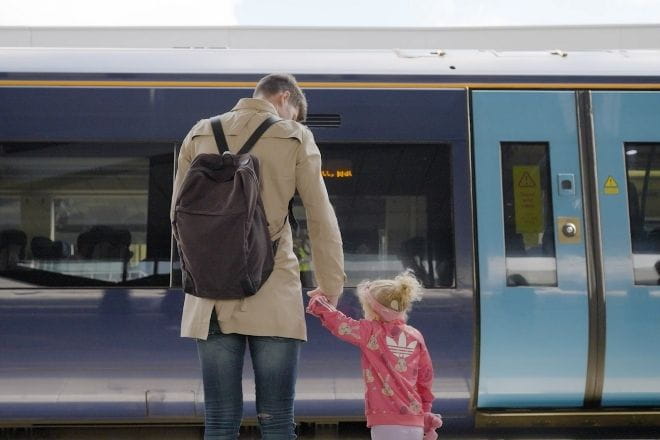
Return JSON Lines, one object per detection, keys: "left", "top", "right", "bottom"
{"left": 253, "top": 73, "right": 307, "bottom": 122}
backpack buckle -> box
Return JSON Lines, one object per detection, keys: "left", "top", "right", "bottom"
{"left": 221, "top": 151, "right": 234, "bottom": 166}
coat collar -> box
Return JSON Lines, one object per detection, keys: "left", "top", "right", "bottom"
{"left": 232, "top": 98, "right": 279, "bottom": 116}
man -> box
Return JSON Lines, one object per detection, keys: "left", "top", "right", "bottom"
{"left": 170, "top": 73, "right": 345, "bottom": 439}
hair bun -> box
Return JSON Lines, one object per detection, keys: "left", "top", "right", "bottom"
{"left": 393, "top": 271, "right": 423, "bottom": 305}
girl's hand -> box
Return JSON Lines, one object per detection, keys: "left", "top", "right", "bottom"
{"left": 307, "top": 288, "right": 339, "bottom": 307}
{"left": 423, "top": 412, "right": 442, "bottom": 440}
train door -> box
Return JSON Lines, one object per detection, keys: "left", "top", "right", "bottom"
{"left": 472, "top": 91, "right": 590, "bottom": 407}
{"left": 591, "top": 92, "right": 660, "bottom": 406}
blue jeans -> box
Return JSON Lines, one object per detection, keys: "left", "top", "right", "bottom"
{"left": 197, "top": 311, "right": 301, "bottom": 440}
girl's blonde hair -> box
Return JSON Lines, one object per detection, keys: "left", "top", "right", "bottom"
{"left": 357, "top": 270, "right": 423, "bottom": 320}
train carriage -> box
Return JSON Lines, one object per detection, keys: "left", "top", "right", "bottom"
{"left": 0, "top": 47, "right": 659, "bottom": 431}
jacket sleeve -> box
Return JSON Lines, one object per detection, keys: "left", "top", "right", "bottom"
{"left": 170, "top": 131, "right": 195, "bottom": 223}
{"left": 306, "top": 294, "right": 369, "bottom": 347}
{"left": 295, "top": 128, "right": 345, "bottom": 298}
{"left": 417, "top": 338, "right": 436, "bottom": 413}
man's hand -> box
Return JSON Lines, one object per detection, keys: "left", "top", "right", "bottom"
{"left": 306, "top": 287, "right": 339, "bottom": 307}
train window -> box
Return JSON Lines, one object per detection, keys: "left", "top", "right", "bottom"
{"left": 292, "top": 143, "right": 454, "bottom": 288}
{"left": 500, "top": 142, "right": 558, "bottom": 286}
{"left": 0, "top": 143, "right": 174, "bottom": 288}
{"left": 0, "top": 198, "right": 20, "bottom": 231}
{"left": 625, "top": 143, "right": 660, "bottom": 285}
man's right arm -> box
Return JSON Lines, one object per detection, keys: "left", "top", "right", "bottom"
{"left": 295, "top": 128, "right": 345, "bottom": 301}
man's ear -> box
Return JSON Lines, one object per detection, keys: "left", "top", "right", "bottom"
{"left": 279, "top": 90, "right": 291, "bottom": 105}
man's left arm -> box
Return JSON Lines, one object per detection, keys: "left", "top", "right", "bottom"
{"left": 170, "top": 133, "right": 194, "bottom": 223}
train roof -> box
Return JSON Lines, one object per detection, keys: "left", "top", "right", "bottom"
{"left": 1, "top": 47, "right": 660, "bottom": 78}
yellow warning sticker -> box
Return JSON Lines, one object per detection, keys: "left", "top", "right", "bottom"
{"left": 604, "top": 175, "right": 619, "bottom": 195}
{"left": 513, "top": 166, "right": 544, "bottom": 234}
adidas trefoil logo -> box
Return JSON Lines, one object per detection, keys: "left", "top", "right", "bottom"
{"left": 385, "top": 333, "right": 417, "bottom": 359}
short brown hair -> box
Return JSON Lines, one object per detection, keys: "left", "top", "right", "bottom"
{"left": 254, "top": 73, "right": 307, "bottom": 122}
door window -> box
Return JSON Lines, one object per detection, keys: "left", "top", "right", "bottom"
{"left": 501, "top": 142, "right": 558, "bottom": 286}
{"left": 625, "top": 143, "right": 660, "bottom": 285}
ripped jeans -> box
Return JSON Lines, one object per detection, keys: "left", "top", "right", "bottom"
{"left": 196, "top": 311, "right": 301, "bottom": 440}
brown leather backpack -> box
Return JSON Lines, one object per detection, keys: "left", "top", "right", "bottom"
{"left": 172, "top": 115, "right": 278, "bottom": 299}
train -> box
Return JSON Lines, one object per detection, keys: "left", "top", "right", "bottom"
{"left": 1, "top": 46, "right": 659, "bottom": 432}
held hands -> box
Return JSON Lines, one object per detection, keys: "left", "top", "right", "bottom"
{"left": 306, "top": 287, "right": 339, "bottom": 307}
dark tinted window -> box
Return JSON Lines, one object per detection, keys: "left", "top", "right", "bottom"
{"left": 295, "top": 143, "right": 454, "bottom": 288}
{"left": 625, "top": 143, "right": 660, "bottom": 285}
{"left": 0, "top": 143, "right": 173, "bottom": 288}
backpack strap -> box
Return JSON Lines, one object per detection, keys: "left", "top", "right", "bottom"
{"left": 210, "top": 116, "right": 230, "bottom": 154}
{"left": 238, "top": 116, "right": 279, "bottom": 155}
{"left": 212, "top": 114, "right": 297, "bottom": 233}
{"left": 210, "top": 115, "right": 279, "bottom": 155}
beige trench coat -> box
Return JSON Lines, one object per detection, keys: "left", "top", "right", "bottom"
{"left": 171, "top": 98, "right": 344, "bottom": 341}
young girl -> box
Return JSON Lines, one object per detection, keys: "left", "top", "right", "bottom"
{"left": 306, "top": 271, "right": 442, "bottom": 440}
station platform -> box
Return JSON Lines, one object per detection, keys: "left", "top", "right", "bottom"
{"left": 4, "top": 424, "right": 660, "bottom": 439}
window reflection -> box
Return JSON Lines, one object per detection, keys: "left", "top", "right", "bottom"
{"left": 625, "top": 143, "right": 660, "bottom": 285}
{"left": 501, "top": 142, "right": 557, "bottom": 286}
{"left": 0, "top": 143, "right": 173, "bottom": 287}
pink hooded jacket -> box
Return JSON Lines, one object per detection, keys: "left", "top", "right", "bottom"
{"left": 306, "top": 294, "right": 438, "bottom": 429}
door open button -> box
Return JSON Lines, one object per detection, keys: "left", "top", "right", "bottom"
{"left": 562, "top": 222, "right": 577, "bottom": 237}
{"left": 557, "top": 217, "right": 581, "bottom": 244}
